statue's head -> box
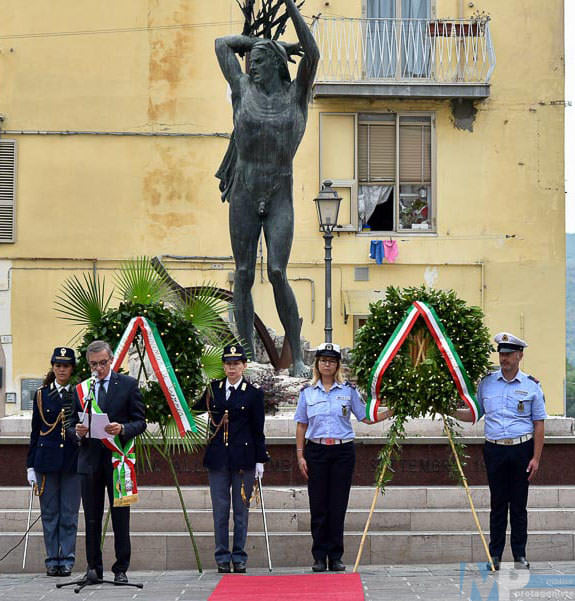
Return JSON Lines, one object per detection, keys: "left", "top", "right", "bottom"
{"left": 250, "top": 39, "right": 291, "bottom": 84}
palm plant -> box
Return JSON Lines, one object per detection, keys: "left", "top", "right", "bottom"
{"left": 55, "top": 257, "right": 234, "bottom": 573}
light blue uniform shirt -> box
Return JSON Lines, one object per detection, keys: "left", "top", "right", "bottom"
{"left": 477, "top": 369, "right": 547, "bottom": 440}
{"left": 294, "top": 381, "right": 366, "bottom": 440}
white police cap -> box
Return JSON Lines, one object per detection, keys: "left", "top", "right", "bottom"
{"left": 315, "top": 342, "right": 341, "bottom": 359}
{"left": 494, "top": 332, "right": 528, "bottom": 353}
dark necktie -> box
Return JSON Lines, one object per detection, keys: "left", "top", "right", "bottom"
{"left": 98, "top": 380, "right": 107, "bottom": 412}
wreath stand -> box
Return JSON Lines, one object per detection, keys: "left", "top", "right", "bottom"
{"left": 352, "top": 419, "right": 495, "bottom": 573}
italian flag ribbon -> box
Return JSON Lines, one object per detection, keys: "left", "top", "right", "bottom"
{"left": 366, "top": 301, "right": 482, "bottom": 424}
{"left": 76, "top": 378, "right": 138, "bottom": 507}
{"left": 112, "top": 316, "right": 197, "bottom": 437}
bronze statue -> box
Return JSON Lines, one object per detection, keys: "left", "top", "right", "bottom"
{"left": 215, "top": 0, "right": 318, "bottom": 376}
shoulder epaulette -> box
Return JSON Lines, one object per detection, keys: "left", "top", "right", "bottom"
{"left": 300, "top": 383, "right": 310, "bottom": 392}
{"left": 344, "top": 380, "right": 357, "bottom": 389}
{"left": 528, "top": 375, "right": 540, "bottom": 384}
{"left": 252, "top": 382, "right": 260, "bottom": 389}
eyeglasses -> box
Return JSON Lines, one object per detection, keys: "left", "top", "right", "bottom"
{"left": 319, "top": 358, "right": 338, "bottom": 365}
{"left": 88, "top": 359, "right": 110, "bottom": 369}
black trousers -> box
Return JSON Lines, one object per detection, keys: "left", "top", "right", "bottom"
{"left": 483, "top": 438, "right": 533, "bottom": 559}
{"left": 81, "top": 460, "right": 131, "bottom": 576}
{"left": 305, "top": 441, "right": 355, "bottom": 562}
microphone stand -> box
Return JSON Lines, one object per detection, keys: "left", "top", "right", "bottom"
{"left": 58, "top": 376, "right": 143, "bottom": 593}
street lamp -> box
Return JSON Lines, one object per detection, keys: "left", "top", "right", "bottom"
{"left": 314, "top": 180, "right": 342, "bottom": 343}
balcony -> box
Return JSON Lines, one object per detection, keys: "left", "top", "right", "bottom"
{"left": 312, "top": 17, "right": 495, "bottom": 99}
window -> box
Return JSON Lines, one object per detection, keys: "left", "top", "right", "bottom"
{"left": 0, "top": 140, "right": 16, "bottom": 243}
{"left": 365, "top": 0, "right": 432, "bottom": 79}
{"left": 359, "top": 114, "right": 433, "bottom": 232}
{"left": 319, "top": 112, "right": 434, "bottom": 233}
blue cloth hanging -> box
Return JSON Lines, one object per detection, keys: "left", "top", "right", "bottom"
{"left": 369, "top": 240, "right": 384, "bottom": 265}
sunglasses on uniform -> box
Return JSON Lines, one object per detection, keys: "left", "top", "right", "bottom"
{"left": 88, "top": 359, "right": 110, "bottom": 368}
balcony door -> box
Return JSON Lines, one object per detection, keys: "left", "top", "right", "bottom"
{"left": 366, "top": 0, "right": 431, "bottom": 79}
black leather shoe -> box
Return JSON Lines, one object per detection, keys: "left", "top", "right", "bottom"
{"left": 114, "top": 571, "right": 129, "bottom": 584}
{"left": 217, "top": 562, "right": 231, "bottom": 573}
{"left": 488, "top": 556, "right": 500, "bottom": 571}
{"left": 312, "top": 559, "right": 327, "bottom": 572}
{"left": 328, "top": 559, "right": 346, "bottom": 572}
{"left": 46, "top": 567, "right": 59, "bottom": 577}
{"left": 58, "top": 567, "right": 72, "bottom": 577}
{"left": 84, "top": 568, "right": 103, "bottom": 582}
{"left": 233, "top": 562, "right": 247, "bottom": 573}
{"left": 514, "top": 556, "right": 530, "bottom": 569}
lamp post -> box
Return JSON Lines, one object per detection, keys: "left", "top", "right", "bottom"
{"left": 314, "top": 180, "right": 342, "bottom": 343}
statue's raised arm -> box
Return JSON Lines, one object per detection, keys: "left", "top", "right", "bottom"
{"left": 214, "top": 35, "right": 256, "bottom": 98}
{"left": 283, "top": 0, "right": 319, "bottom": 108}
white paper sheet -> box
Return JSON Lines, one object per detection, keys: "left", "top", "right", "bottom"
{"left": 77, "top": 412, "right": 113, "bottom": 440}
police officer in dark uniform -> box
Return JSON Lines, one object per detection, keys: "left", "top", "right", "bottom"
{"left": 26, "top": 347, "right": 81, "bottom": 577}
{"left": 193, "top": 344, "right": 268, "bottom": 573}
{"left": 455, "top": 332, "right": 547, "bottom": 570}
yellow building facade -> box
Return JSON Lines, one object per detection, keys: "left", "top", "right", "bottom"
{"left": 0, "top": 0, "right": 565, "bottom": 414}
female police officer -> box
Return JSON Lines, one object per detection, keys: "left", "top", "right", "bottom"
{"left": 193, "top": 344, "right": 268, "bottom": 573}
{"left": 294, "top": 342, "right": 393, "bottom": 572}
{"left": 26, "top": 347, "right": 81, "bottom": 577}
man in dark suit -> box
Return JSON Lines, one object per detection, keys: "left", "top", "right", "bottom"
{"left": 193, "top": 344, "right": 268, "bottom": 573}
{"left": 68, "top": 340, "right": 146, "bottom": 584}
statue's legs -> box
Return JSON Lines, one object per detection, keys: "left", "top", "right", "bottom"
{"left": 263, "top": 195, "right": 309, "bottom": 377}
{"left": 229, "top": 198, "right": 261, "bottom": 359}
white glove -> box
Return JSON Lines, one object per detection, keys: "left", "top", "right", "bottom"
{"left": 255, "top": 463, "right": 264, "bottom": 480}
{"left": 26, "top": 467, "right": 37, "bottom": 486}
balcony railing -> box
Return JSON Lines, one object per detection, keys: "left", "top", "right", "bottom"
{"left": 312, "top": 17, "right": 495, "bottom": 87}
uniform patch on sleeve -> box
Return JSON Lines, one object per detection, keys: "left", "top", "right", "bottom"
{"left": 528, "top": 375, "right": 540, "bottom": 384}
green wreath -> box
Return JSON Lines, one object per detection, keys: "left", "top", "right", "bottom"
{"left": 74, "top": 301, "right": 205, "bottom": 426}
{"left": 351, "top": 285, "right": 493, "bottom": 487}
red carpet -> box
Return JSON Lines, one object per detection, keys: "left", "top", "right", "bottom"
{"left": 208, "top": 573, "right": 364, "bottom": 601}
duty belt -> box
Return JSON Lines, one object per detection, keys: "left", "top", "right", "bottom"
{"left": 310, "top": 438, "right": 353, "bottom": 446}
{"left": 485, "top": 433, "right": 533, "bottom": 446}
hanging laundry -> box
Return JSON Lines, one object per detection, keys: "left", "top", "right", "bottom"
{"left": 369, "top": 240, "right": 384, "bottom": 265}
{"left": 383, "top": 240, "right": 398, "bottom": 263}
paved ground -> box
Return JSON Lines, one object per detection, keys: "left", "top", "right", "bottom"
{"left": 2, "top": 562, "right": 575, "bottom": 601}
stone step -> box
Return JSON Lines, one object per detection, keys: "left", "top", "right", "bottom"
{"left": 3, "top": 506, "right": 574, "bottom": 534}
{"left": 2, "top": 485, "right": 574, "bottom": 510}
{"left": 3, "top": 530, "right": 575, "bottom": 573}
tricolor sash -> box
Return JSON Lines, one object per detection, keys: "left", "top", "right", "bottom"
{"left": 76, "top": 378, "right": 138, "bottom": 506}
{"left": 366, "top": 301, "right": 482, "bottom": 424}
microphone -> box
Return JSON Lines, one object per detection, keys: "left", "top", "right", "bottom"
{"left": 79, "top": 372, "right": 98, "bottom": 425}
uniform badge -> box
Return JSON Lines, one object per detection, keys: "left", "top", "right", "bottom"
{"left": 60, "top": 348, "right": 67, "bottom": 356}
{"left": 230, "top": 346, "right": 236, "bottom": 354}
{"left": 502, "top": 334, "right": 508, "bottom": 341}
{"left": 342, "top": 404, "right": 349, "bottom": 417}
{"left": 517, "top": 401, "right": 524, "bottom": 412}
{"left": 241, "top": 382, "right": 247, "bottom": 391}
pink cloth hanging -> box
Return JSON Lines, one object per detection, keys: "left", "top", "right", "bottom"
{"left": 383, "top": 240, "right": 398, "bottom": 263}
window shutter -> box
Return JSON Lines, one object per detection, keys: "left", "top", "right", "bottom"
{"left": 358, "top": 123, "right": 395, "bottom": 182}
{"left": 399, "top": 123, "right": 431, "bottom": 183}
{"left": 0, "top": 140, "right": 16, "bottom": 243}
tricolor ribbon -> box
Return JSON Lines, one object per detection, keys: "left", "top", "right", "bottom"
{"left": 366, "top": 301, "right": 482, "bottom": 424}
{"left": 76, "top": 378, "right": 138, "bottom": 506}
{"left": 112, "top": 316, "right": 197, "bottom": 437}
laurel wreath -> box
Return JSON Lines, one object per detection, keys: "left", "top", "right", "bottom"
{"left": 351, "top": 285, "right": 493, "bottom": 487}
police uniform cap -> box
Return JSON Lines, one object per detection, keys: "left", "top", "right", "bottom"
{"left": 315, "top": 342, "right": 341, "bottom": 360}
{"left": 221, "top": 343, "right": 247, "bottom": 362}
{"left": 51, "top": 346, "right": 76, "bottom": 366}
{"left": 494, "top": 332, "right": 527, "bottom": 353}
